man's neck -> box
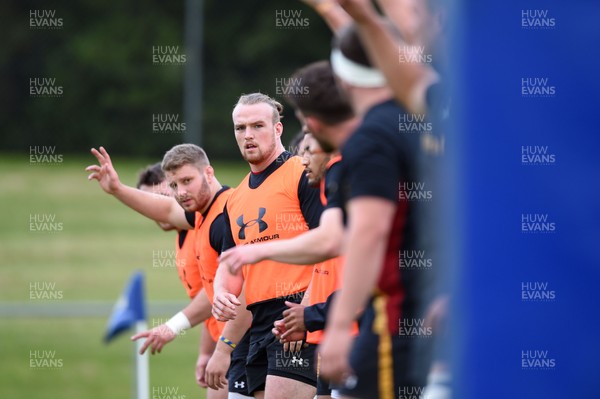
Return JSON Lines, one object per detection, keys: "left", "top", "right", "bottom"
{"left": 351, "top": 88, "right": 393, "bottom": 117}
{"left": 329, "top": 117, "right": 361, "bottom": 149}
{"left": 198, "top": 180, "right": 223, "bottom": 214}
{"left": 248, "top": 146, "right": 286, "bottom": 173}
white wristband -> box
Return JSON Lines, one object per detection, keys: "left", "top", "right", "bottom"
{"left": 165, "top": 312, "right": 191, "bottom": 335}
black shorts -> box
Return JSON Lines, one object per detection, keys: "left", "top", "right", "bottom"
{"left": 338, "top": 296, "right": 431, "bottom": 399}
{"left": 227, "top": 330, "right": 251, "bottom": 395}
{"left": 243, "top": 294, "right": 317, "bottom": 394}
{"left": 245, "top": 333, "right": 317, "bottom": 394}
{"left": 314, "top": 353, "right": 332, "bottom": 396}
{"left": 316, "top": 376, "right": 332, "bottom": 396}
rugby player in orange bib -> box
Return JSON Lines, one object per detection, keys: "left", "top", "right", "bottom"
{"left": 135, "top": 163, "right": 203, "bottom": 301}
{"left": 220, "top": 134, "right": 343, "bottom": 399}
{"left": 135, "top": 162, "right": 229, "bottom": 395}
{"left": 211, "top": 93, "right": 324, "bottom": 399}
{"left": 86, "top": 145, "right": 253, "bottom": 399}
{"left": 219, "top": 62, "right": 360, "bottom": 399}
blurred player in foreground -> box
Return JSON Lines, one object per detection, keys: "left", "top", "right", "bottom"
{"left": 317, "top": 23, "right": 434, "bottom": 399}
{"left": 336, "top": 1, "right": 452, "bottom": 396}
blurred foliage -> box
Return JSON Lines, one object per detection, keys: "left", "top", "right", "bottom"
{"left": 1, "top": 0, "right": 332, "bottom": 159}
{"left": 0, "top": 155, "right": 248, "bottom": 398}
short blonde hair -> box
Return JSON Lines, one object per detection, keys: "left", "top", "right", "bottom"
{"left": 234, "top": 92, "right": 284, "bottom": 124}
{"left": 162, "top": 144, "right": 210, "bottom": 172}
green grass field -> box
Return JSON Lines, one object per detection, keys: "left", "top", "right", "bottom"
{"left": 0, "top": 153, "right": 249, "bottom": 398}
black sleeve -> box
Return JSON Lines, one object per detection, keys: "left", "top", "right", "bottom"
{"left": 297, "top": 172, "right": 324, "bottom": 229}
{"left": 209, "top": 213, "right": 226, "bottom": 255}
{"left": 220, "top": 206, "right": 236, "bottom": 252}
{"left": 324, "top": 161, "right": 343, "bottom": 210}
{"left": 343, "top": 130, "right": 400, "bottom": 202}
{"left": 184, "top": 211, "right": 196, "bottom": 228}
{"left": 303, "top": 291, "right": 337, "bottom": 332}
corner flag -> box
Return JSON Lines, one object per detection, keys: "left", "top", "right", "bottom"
{"left": 104, "top": 271, "right": 146, "bottom": 343}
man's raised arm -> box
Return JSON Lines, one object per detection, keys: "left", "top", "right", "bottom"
{"left": 85, "top": 146, "right": 191, "bottom": 230}
{"left": 337, "top": 0, "right": 438, "bottom": 115}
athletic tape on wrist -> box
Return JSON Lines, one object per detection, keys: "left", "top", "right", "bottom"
{"left": 165, "top": 312, "right": 191, "bottom": 335}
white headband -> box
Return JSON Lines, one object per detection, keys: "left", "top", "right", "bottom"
{"left": 330, "top": 48, "right": 386, "bottom": 88}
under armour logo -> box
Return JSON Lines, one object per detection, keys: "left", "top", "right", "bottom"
{"left": 236, "top": 208, "right": 268, "bottom": 240}
{"left": 291, "top": 356, "right": 303, "bottom": 366}
{"left": 234, "top": 381, "right": 245, "bottom": 389}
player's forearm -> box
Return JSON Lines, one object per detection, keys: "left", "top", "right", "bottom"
{"left": 262, "top": 224, "right": 341, "bottom": 264}
{"left": 354, "top": 12, "right": 435, "bottom": 115}
{"left": 329, "top": 206, "right": 390, "bottom": 329}
{"left": 199, "top": 323, "right": 217, "bottom": 356}
{"left": 214, "top": 262, "right": 244, "bottom": 298}
{"left": 222, "top": 305, "right": 252, "bottom": 344}
{"left": 375, "top": 0, "right": 418, "bottom": 45}
{"left": 182, "top": 289, "right": 213, "bottom": 327}
{"left": 112, "top": 183, "right": 188, "bottom": 229}
{"left": 313, "top": 1, "right": 353, "bottom": 34}
{"left": 215, "top": 293, "right": 252, "bottom": 353}
{"left": 300, "top": 281, "right": 313, "bottom": 307}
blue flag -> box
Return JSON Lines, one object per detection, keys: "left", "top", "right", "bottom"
{"left": 104, "top": 271, "right": 146, "bottom": 343}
